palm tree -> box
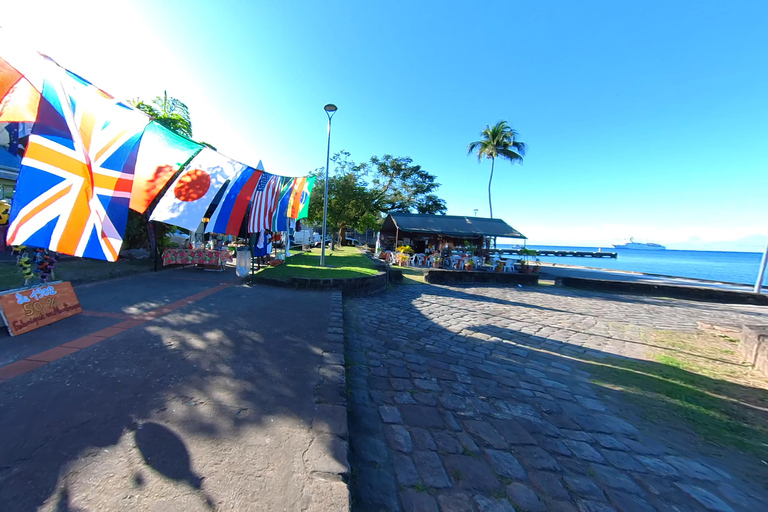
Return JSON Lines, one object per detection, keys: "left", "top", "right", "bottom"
{"left": 467, "top": 121, "right": 526, "bottom": 218}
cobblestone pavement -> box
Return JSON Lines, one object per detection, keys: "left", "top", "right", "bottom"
{"left": 345, "top": 284, "right": 768, "bottom": 512}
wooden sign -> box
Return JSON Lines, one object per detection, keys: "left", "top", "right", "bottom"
{"left": 0, "top": 281, "right": 82, "bottom": 336}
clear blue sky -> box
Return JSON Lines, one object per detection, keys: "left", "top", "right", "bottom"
{"left": 4, "top": 0, "right": 768, "bottom": 249}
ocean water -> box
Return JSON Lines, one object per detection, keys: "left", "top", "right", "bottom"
{"left": 496, "top": 245, "right": 768, "bottom": 286}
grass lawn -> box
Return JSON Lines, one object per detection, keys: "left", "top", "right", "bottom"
{"left": 253, "top": 246, "right": 379, "bottom": 280}
{"left": 399, "top": 266, "right": 428, "bottom": 285}
{"left": 0, "top": 257, "right": 153, "bottom": 292}
{"left": 582, "top": 329, "right": 768, "bottom": 460}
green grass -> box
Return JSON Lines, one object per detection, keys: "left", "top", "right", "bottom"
{"left": 399, "top": 266, "right": 428, "bottom": 285}
{"left": 252, "top": 246, "right": 379, "bottom": 281}
{"left": 586, "top": 350, "right": 768, "bottom": 460}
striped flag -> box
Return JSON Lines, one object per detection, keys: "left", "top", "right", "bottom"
{"left": 248, "top": 172, "right": 281, "bottom": 233}
{"left": 271, "top": 177, "right": 294, "bottom": 232}
{"left": 286, "top": 177, "right": 306, "bottom": 219}
{"left": 205, "top": 161, "right": 264, "bottom": 235}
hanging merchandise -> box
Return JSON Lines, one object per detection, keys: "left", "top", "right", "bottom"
{"left": 248, "top": 173, "right": 282, "bottom": 233}
{"left": 4, "top": 49, "right": 149, "bottom": 261}
{"left": 149, "top": 148, "right": 245, "bottom": 231}
{"left": 130, "top": 121, "right": 202, "bottom": 213}
{"left": 205, "top": 161, "right": 264, "bottom": 235}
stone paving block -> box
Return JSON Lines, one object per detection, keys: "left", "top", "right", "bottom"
{"left": 385, "top": 425, "right": 414, "bottom": 453}
{"left": 356, "top": 435, "right": 389, "bottom": 464}
{"left": 663, "top": 456, "right": 720, "bottom": 481}
{"left": 409, "top": 427, "right": 437, "bottom": 451}
{"left": 576, "top": 500, "right": 618, "bottom": 512}
{"left": 313, "top": 404, "right": 348, "bottom": 438}
{"left": 434, "top": 431, "right": 462, "bottom": 454}
{"left": 443, "top": 454, "right": 502, "bottom": 491}
{"left": 563, "top": 476, "right": 606, "bottom": 500}
{"left": 413, "top": 450, "right": 452, "bottom": 488}
{"left": 305, "top": 434, "right": 350, "bottom": 476}
{"left": 400, "top": 405, "right": 444, "bottom": 429}
{"left": 491, "top": 418, "right": 538, "bottom": 445}
{"left": 592, "top": 434, "right": 628, "bottom": 451}
{"left": 415, "top": 378, "right": 442, "bottom": 391}
{"left": 393, "top": 452, "right": 420, "bottom": 486}
{"left": 464, "top": 420, "right": 508, "bottom": 449}
{"left": 437, "top": 492, "right": 475, "bottom": 512}
{"left": 485, "top": 449, "right": 527, "bottom": 479}
{"left": 676, "top": 484, "right": 735, "bottom": 512}
{"left": 474, "top": 495, "right": 517, "bottom": 512}
{"left": 355, "top": 467, "right": 401, "bottom": 511}
{"left": 514, "top": 446, "right": 560, "bottom": 471}
{"left": 528, "top": 470, "right": 570, "bottom": 500}
{"left": 606, "top": 490, "right": 657, "bottom": 512}
{"left": 601, "top": 450, "right": 646, "bottom": 473}
{"left": 380, "top": 405, "right": 403, "bottom": 424}
{"left": 457, "top": 431, "right": 481, "bottom": 453}
{"left": 400, "top": 488, "right": 439, "bottom": 512}
{"left": 537, "top": 436, "right": 572, "bottom": 457}
{"left": 415, "top": 392, "right": 439, "bottom": 406}
{"left": 590, "top": 464, "right": 644, "bottom": 495}
{"left": 547, "top": 500, "right": 579, "bottom": 512}
{"left": 506, "top": 482, "right": 546, "bottom": 512}
{"left": 442, "top": 410, "right": 463, "bottom": 431}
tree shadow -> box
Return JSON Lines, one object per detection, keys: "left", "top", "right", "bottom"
{"left": 0, "top": 280, "right": 342, "bottom": 511}
{"left": 345, "top": 283, "right": 768, "bottom": 511}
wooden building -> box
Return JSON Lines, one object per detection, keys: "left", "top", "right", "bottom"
{"left": 379, "top": 213, "right": 526, "bottom": 253}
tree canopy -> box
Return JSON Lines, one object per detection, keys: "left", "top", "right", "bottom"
{"left": 307, "top": 151, "right": 447, "bottom": 244}
{"left": 131, "top": 91, "right": 193, "bottom": 139}
{"left": 467, "top": 121, "right": 526, "bottom": 218}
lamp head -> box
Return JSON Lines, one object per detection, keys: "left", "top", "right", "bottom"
{"left": 324, "top": 104, "right": 337, "bottom": 113}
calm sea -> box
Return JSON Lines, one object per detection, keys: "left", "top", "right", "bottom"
{"left": 497, "top": 245, "right": 768, "bottom": 286}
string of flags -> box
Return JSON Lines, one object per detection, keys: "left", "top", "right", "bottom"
{"left": 0, "top": 33, "right": 316, "bottom": 261}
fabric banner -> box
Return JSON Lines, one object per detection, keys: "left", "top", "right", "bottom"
{"left": 0, "top": 56, "right": 41, "bottom": 122}
{"left": 6, "top": 54, "right": 148, "bottom": 261}
{"left": 248, "top": 172, "right": 282, "bottom": 233}
{"left": 150, "top": 147, "right": 245, "bottom": 231}
{"left": 206, "top": 161, "right": 263, "bottom": 235}
{"left": 286, "top": 177, "right": 306, "bottom": 219}
{"left": 271, "top": 177, "right": 294, "bottom": 233}
{"left": 296, "top": 176, "right": 316, "bottom": 220}
{"left": 130, "top": 121, "right": 202, "bottom": 213}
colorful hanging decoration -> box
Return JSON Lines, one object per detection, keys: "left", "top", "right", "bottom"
{"left": 271, "top": 177, "right": 294, "bottom": 233}
{"left": 296, "top": 176, "right": 316, "bottom": 220}
{"left": 4, "top": 50, "right": 149, "bottom": 261}
{"left": 205, "top": 161, "right": 264, "bottom": 235}
{"left": 149, "top": 148, "right": 245, "bottom": 231}
{"left": 130, "top": 121, "right": 203, "bottom": 214}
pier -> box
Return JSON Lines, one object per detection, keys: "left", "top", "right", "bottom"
{"left": 493, "top": 249, "right": 618, "bottom": 259}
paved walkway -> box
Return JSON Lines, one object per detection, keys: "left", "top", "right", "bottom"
{"left": 345, "top": 284, "right": 768, "bottom": 512}
{"left": 0, "top": 268, "right": 349, "bottom": 511}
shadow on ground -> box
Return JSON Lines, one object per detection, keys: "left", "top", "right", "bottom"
{"left": 0, "top": 282, "right": 340, "bottom": 511}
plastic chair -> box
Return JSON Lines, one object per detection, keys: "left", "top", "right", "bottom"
{"left": 451, "top": 256, "right": 464, "bottom": 270}
{"left": 412, "top": 253, "right": 426, "bottom": 267}
{"left": 425, "top": 256, "right": 434, "bottom": 268}
{"left": 472, "top": 256, "right": 484, "bottom": 270}
{"left": 503, "top": 260, "right": 517, "bottom": 273}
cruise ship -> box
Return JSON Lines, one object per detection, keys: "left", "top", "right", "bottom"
{"left": 613, "top": 238, "right": 666, "bottom": 250}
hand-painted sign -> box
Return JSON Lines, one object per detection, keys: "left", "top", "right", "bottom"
{"left": 0, "top": 281, "right": 82, "bottom": 336}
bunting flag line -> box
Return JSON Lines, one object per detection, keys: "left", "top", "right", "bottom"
{"left": 6, "top": 53, "right": 148, "bottom": 261}
{"left": 248, "top": 172, "right": 282, "bottom": 233}
{"left": 130, "top": 121, "right": 202, "bottom": 213}
{"left": 271, "top": 177, "right": 294, "bottom": 233}
{"left": 149, "top": 147, "right": 245, "bottom": 231}
{"left": 296, "top": 176, "right": 316, "bottom": 220}
{"left": 205, "top": 161, "right": 264, "bottom": 235}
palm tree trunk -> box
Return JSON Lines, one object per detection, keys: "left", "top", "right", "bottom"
{"left": 488, "top": 157, "right": 495, "bottom": 218}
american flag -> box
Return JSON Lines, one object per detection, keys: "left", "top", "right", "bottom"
{"left": 248, "top": 172, "right": 281, "bottom": 233}
{"left": 6, "top": 56, "right": 147, "bottom": 261}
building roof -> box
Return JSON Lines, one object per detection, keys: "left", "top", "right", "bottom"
{"left": 381, "top": 213, "right": 526, "bottom": 239}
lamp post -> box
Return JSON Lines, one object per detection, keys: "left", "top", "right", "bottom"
{"left": 321, "top": 103, "right": 337, "bottom": 267}
{"left": 755, "top": 239, "right": 768, "bottom": 293}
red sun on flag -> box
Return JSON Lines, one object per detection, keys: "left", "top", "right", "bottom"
{"left": 174, "top": 169, "right": 211, "bottom": 202}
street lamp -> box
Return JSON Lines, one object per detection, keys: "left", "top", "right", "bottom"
{"left": 321, "top": 103, "right": 337, "bottom": 267}
{"left": 473, "top": 209, "right": 478, "bottom": 217}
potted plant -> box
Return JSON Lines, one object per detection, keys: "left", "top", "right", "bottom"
{"left": 517, "top": 248, "right": 540, "bottom": 274}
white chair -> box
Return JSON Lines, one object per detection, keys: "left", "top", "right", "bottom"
{"left": 502, "top": 259, "right": 517, "bottom": 273}
{"left": 451, "top": 256, "right": 464, "bottom": 270}
{"left": 425, "top": 256, "right": 434, "bottom": 268}
{"left": 472, "top": 256, "right": 484, "bottom": 270}
{"left": 412, "top": 253, "right": 426, "bottom": 267}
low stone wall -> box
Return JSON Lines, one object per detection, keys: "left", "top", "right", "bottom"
{"left": 740, "top": 325, "right": 768, "bottom": 377}
{"left": 561, "top": 277, "right": 768, "bottom": 306}
{"left": 424, "top": 269, "right": 539, "bottom": 285}
{"left": 255, "top": 271, "right": 387, "bottom": 296}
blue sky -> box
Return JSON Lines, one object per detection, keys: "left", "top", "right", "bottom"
{"left": 3, "top": 0, "right": 768, "bottom": 250}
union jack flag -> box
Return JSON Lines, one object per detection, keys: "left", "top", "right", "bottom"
{"left": 248, "top": 172, "right": 282, "bottom": 233}
{"left": 6, "top": 56, "right": 148, "bottom": 261}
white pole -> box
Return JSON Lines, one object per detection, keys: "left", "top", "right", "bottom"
{"left": 754, "top": 239, "right": 768, "bottom": 293}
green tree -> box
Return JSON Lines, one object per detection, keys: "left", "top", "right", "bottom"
{"left": 307, "top": 151, "right": 447, "bottom": 246}
{"left": 131, "top": 91, "right": 193, "bottom": 139}
{"left": 467, "top": 121, "right": 526, "bottom": 218}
